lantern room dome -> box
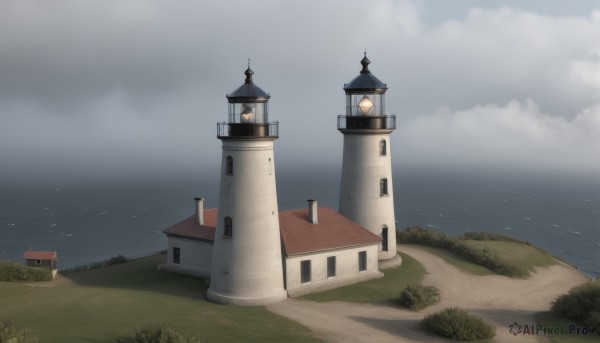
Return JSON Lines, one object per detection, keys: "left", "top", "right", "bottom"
{"left": 226, "top": 66, "right": 270, "bottom": 103}
{"left": 343, "top": 53, "right": 387, "bottom": 94}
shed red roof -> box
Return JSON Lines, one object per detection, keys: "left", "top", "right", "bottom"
{"left": 279, "top": 207, "right": 380, "bottom": 255}
{"left": 162, "top": 207, "right": 380, "bottom": 256}
{"left": 163, "top": 209, "right": 217, "bottom": 241}
{"left": 22, "top": 251, "right": 57, "bottom": 260}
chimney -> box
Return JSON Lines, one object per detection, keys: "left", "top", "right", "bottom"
{"left": 307, "top": 199, "right": 318, "bottom": 224}
{"left": 195, "top": 197, "right": 204, "bottom": 226}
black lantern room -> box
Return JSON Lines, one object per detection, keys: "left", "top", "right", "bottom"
{"left": 218, "top": 64, "right": 278, "bottom": 138}
{"left": 338, "top": 53, "right": 396, "bottom": 131}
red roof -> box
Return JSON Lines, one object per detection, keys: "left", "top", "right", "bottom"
{"left": 279, "top": 207, "right": 381, "bottom": 255}
{"left": 162, "top": 207, "right": 380, "bottom": 256}
{"left": 22, "top": 251, "right": 57, "bottom": 260}
{"left": 163, "top": 209, "right": 217, "bottom": 241}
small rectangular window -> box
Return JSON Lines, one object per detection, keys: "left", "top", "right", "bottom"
{"left": 224, "top": 217, "right": 233, "bottom": 237}
{"left": 381, "top": 227, "right": 389, "bottom": 252}
{"left": 380, "top": 178, "right": 388, "bottom": 196}
{"left": 301, "top": 260, "right": 311, "bottom": 283}
{"left": 358, "top": 251, "right": 367, "bottom": 272}
{"left": 379, "top": 139, "right": 387, "bottom": 156}
{"left": 327, "top": 256, "right": 336, "bottom": 278}
{"left": 36, "top": 259, "right": 41, "bottom": 265}
{"left": 226, "top": 156, "right": 233, "bottom": 175}
{"left": 173, "top": 247, "right": 180, "bottom": 264}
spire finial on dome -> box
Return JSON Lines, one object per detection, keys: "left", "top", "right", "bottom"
{"left": 244, "top": 59, "right": 254, "bottom": 84}
{"left": 360, "top": 51, "right": 371, "bottom": 74}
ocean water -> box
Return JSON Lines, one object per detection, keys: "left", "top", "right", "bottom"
{"left": 1, "top": 169, "right": 598, "bottom": 277}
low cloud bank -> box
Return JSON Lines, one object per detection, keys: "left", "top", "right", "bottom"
{"left": 396, "top": 100, "right": 600, "bottom": 175}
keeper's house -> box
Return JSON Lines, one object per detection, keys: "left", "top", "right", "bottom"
{"left": 160, "top": 200, "right": 382, "bottom": 297}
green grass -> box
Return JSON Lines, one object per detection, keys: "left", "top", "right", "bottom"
{"left": 463, "top": 240, "right": 557, "bottom": 273}
{"left": 0, "top": 255, "right": 321, "bottom": 343}
{"left": 534, "top": 312, "right": 599, "bottom": 343}
{"left": 302, "top": 252, "right": 426, "bottom": 303}
{"left": 411, "top": 245, "right": 496, "bottom": 276}
{"left": 404, "top": 241, "right": 557, "bottom": 277}
{"left": 397, "top": 227, "right": 560, "bottom": 277}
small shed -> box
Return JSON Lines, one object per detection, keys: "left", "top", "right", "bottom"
{"left": 23, "top": 251, "right": 58, "bottom": 279}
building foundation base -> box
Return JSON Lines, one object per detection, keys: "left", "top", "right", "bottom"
{"left": 206, "top": 288, "right": 288, "bottom": 306}
{"left": 378, "top": 254, "right": 403, "bottom": 269}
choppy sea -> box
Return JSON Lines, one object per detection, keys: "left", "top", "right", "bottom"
{"left": 1, "top": 169, "right": 598, "bottom": 277}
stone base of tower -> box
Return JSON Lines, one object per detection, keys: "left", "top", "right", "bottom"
{"left": 378, "top": 246, "right": 399, "bottom": 261}
{"left": 378, "top": 254, "right": 403, "bottom": 269}
{"left": 206, "top": 288, "right": 288, "bottom": 306}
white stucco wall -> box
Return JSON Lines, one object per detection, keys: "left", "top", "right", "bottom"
{"left": 159, "top": 236, "right": 213, "bottom": 279}
{"left": 285, "top": 244, "right": 382, "bottom": 297}
{"left": 339, "top": 133, "right": 397, "bottom": 260}
{"left": 207, "top": 139, "right": 287, "bottom": 306}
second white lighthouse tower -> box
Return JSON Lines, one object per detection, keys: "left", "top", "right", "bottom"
{"left": 338, "top": 54, "right": 398, "bottom": 262}
{"left": 207, "top": 66, "right": 287, "bottom": 306}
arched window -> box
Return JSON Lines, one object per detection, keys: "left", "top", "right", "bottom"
{"left": 224, "top": 217, "right": 233, "bottom": 237}
{"left": 226, "top": 156, "right": 233, "bottom": 175}
{"left": 380, "top": 226, "right": 389, "bottom": 252}
{"left": 379, "top": 139, "right": 387, "bottom": 156}
{"left": 380, "top": 177, "right": 388, "bottom": 196}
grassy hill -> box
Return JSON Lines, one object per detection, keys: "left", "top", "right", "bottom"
{"left": 464, "top": 240, "right": 557, "bottom": 272}
{"left": 0, "top": 254, "right": 321, "bottom": 343}
{"left": 0, "top": 232, "right": 581, "bottom": 342}
{"left": 397, "top": 227, "right": 559, "bottom": 277}
{"left": 413, "top": 240, "right": 558, "bottom": 277}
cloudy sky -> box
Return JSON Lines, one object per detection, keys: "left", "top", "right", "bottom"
{"left": 1, "top": 0, "right": 599, "bottom": 184}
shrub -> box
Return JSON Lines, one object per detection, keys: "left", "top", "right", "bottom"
{"left": 108, "top": 255, "right": 129, "bottom": 266}
{"left": 25, "top": 267, "right": 52, "bottom": 281}
{"left": 0, "top": 261, "right": 52, "bottom": 282}
{"left": 421, "top": 307, "right": 496, "bottom": 341}
{"left": 114, "top": 323, "right": 203, "bottom": 343}
{"left": 461, "top": 231, "right": 525, "bottom": 244}
{"left": 586, "top": 311, "right": 600, "bottom": 333}
{"left": 398, "top": 284, "right": 440, "bottom": 310}
{"left": 0, "top": 320, "right": 39, "bottom": 343}
{"left": 551, "top": 280, "right": 600, "bottom": 333}
{"left": 397, "top": 226, "right": 450, "bottom": 248}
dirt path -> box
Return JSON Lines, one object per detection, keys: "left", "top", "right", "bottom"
{"left": 267, "top": 245, "right": 589, "bottom": 343}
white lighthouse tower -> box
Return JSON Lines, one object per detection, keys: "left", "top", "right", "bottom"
{"left": 338, "top": 54, "right": 399, "bottom": 262}
{"left": 207, "top": 65, "right": 287, "bottom": 306}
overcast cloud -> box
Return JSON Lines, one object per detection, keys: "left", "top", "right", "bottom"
{"left": 0, "top": 0, "right": 599, "bottom": 184}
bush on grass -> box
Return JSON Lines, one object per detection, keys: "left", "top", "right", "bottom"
{"left": 397, "top": 227, "right": 528, "bottom": 277}
{"left": 108, "top": 255, "right": 129, "bottom": 266}
{"left": 0, "top": 320, "right": 39, "bottom": 343}
{"left": 586, "top": 311, "right": 600, "bottom": 334}
{"left": 398, "top": 284, "right": 440, "bottom": 311}
{"left": 114, "top": 323, "right": 203, "bottom": 343}
{"left": 461, "top": 231, "right": 526, "bottom": 244}
{"left": 551, "top": 280, "right": 600, "bottom": 333}
{"left": 397, "top": 226, "right": 451, "bottom": 248}
{"left": 421, "top": 307, "right": 496, "bottom": 341}
{"left": 0, "top": 261, "right": 52, "bottom": 282}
